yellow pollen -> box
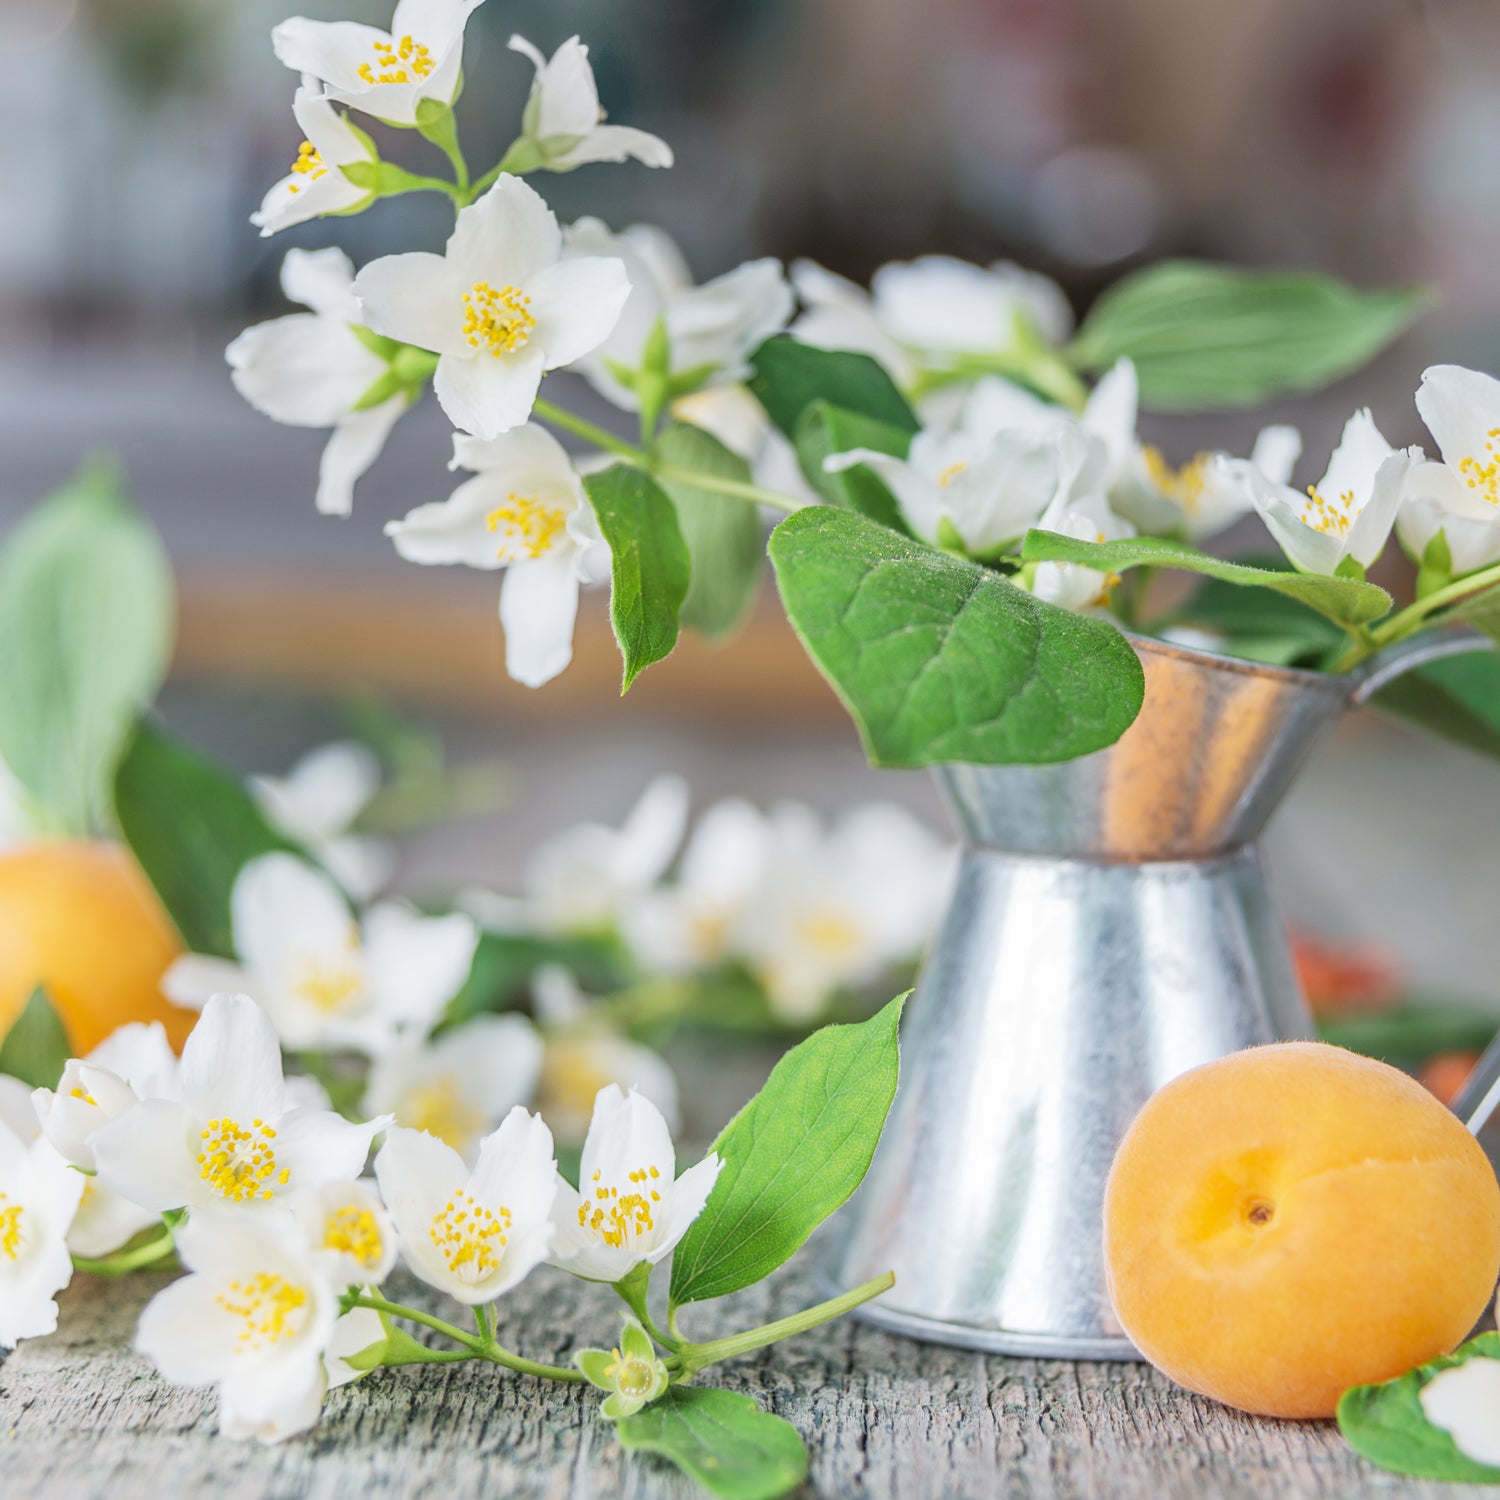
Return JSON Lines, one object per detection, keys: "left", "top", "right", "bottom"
{"left": 68, "top": 1087, "right": 97, "bottom": 1105}
{"left": 463, "top": 282, "right": 536, "bottom": 357}
{"left": 1300, "top": 484, "right": 1355, "bottom": 538}
{"left": 216, "top": 1271, "right": 310, "bottom": 1351}
{"left": 286, "top": 139, "right": 327, "bottom": 196}
{"left": 0, "top": 1195, "right": 23, "bottom": 1261}
{"left": 324, "top": 1206, "right": 385, "bottom": 1269}
{"left": 1142, "top": 446, "right": 1211, "bottom": 513}
{"left": 355, "top": 33, "right": 435, "bottom": 85}
{"left": 429, "top": 1190, "right": 512, "bottom": 1281}
{"left": 485, "top": 493, "right": 567, "bottom": 560}
{"left": 575, "top": 1163, "right": 660, "bottom": 1249}
{"left": 1458, "top": 427, "right": 1500, "bottom": 506}
{"left": 936, "top": 461, "right": 967, "bottom": 488}
{"left": 402, "top": 1076, "right": 488, "bottom": 1155}
{"left": 290, "top": 940, "right": 364, "bottom": 1015}
{"left": 795, "top": 912, "right": 862, "bottom": 957}
{"left": 196, "top": 1117, "right": 284, "bottom": 1204}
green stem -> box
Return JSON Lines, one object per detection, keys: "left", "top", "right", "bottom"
{"left": 1367, "top": 560, "right": 1500, "bottom": 650}
{"left": 475, "top": 1304, "right": 494, "bottom": 1346}
{"left": 614, "top": 1266, "right": 680, "bottom": 1352}
{"left": 652, "top": 464, "right": 804, "bottom": 514}
{"left": 350, "top": 1295, "right": 585, "bottom": 1382}
{"left": 673, "top": 1272, "right": 895, "bottom": 1374}
{"left": 532, "top": 398, "right": 644, "bottom": 462}
{"left": 72, "top": 1224, "right": 178, "bottom": 1278}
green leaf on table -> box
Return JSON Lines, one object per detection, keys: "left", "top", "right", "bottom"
{"left": 749, "top": 337, "right": 919, "bottom": 441}
{"left": 0, "top": 988, "right": 71, "bottom": 1090}
{"left": 769, "top": 508, "right": 1145, "bottom": 768}
{"left": 615, "top": 1387, "right": 809, "bottom": 1500}
{"left": 1067, "top": 261, "right": 1428, "bottom": 411}
{"left": 793, "top": 401, "right": 911, "bottom": 532}
{"left": 584, "top": 465, "right": 692, "bottom": 692}
{"left": 1021, "top": 530, "right": 1392, "bottom": 631}
{"left": 1373, "top": 652, "right": 1500, "bottom": 763}
{"left": 113, "top": 723, "right": 298, "bottom": 957}
{"left": 1445, "top": 581, "right": 1500, "bottom": 644}
{"left": 670, "top": 993, "right": 904, "bottom": 1307}
{"left": 1338, "top": 1333, "right": 1500, "bottom": 1482}
{"left": 656, "top": 422, "right": 764, "bottom": 642}
{"left": 0, "top": 460, "right": 175, "bottom": 836}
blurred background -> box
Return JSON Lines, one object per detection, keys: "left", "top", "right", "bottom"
{"left": 4, "top": 0, "right": 1500, "bottom": 1020}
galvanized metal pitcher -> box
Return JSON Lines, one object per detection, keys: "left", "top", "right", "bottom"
{"left": 823, "top": 629, "right": 1491, "bottom": 1359}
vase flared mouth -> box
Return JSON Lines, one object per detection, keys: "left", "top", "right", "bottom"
{"left": 1120, "top": 629, "right": 1352, "bottom": 698}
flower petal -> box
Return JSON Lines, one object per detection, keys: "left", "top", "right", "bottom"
{"left": 528, "top": 256, "right": 633, "bottom": 369}
{"left": 161, "top": 955, "right": 258, "bottom": 1014}
{"left": 92, "top": 1098, "right": 197, "bottom": 1214}
{"left": 317, "top": 396, "right": 405, "bottom": 517}
{"left": 362, "top": 904, "right": 477, "bottom": 1033}
{"left": 354, "top": 252, "right": 469, "bottom": 356}
{"left": 448, "top": 174, "right": 561, "bottom": 287}
{"left": 498, "top": 550, "right": 582, "bottom": 688}
{"left": 232, "top": 853, "right": 355, "bottom": 998}
{"left": 551, "top": 125, "right": 674, "bottom": 171}
{"left": 272, "top": 19, "right": 391, "bottom": 93}
{"left": 1420, "top": 1358, "right": 1500, "bottom": 1467}
{"left": 178, "top": 994, "right": 286, "bottom": 1124}
{"left": 227, "top": 314, "right": 381, "bottom": 429}
{"left": 434, "top": 347, "right": 547, "bottom": 440}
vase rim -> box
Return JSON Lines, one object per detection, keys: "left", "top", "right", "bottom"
{"left": 1121, "top": 628, "right": 1352, "bottom": 697}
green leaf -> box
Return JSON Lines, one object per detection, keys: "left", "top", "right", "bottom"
{"left": 1338, "top": 1333, "right": 1500, "bottom": 1482}
{"left": 584, "top": 465, "right": 692, "bottom": 692}
{"left": 0, "top": 461, "right": 175, "bottom": 835}
{"left": 615, "top": 1387, "right": 809, "bottom": 1500}
{"left": 793, "top": 401, "right": 911, "bottom": 531}
{"left": 769, "top": 509, "right": 1145, "bottom": 768}
{"left": 0, "top": 988, "right": 71, "bottom": 1089}
{"left": 1317, "top": 1004, "right": 1496, "bottom": 1068}
{"left": 1068, "top": 261, "right": 1428, "bottom": 411}
{"left": 670, "top": 995, "right": 905, "bottom": 1307}
{"left": 655, "top": 423, "right": 764, "bottom": 642}
{"left": 113, "top": 723, "right": 299, "bottom": 957}
{"left": 439, "top": 929, "right": 627, "bottom": 1030}
{"left": 1171, "top": 569, "right": 1346, "bottom": 667}
{"left": 749, "top": 337, "right": 918, "bottom": 441}
{"left": 1373, "top": 653, "right": 1500, "bottom": 763}
{"left": 1021, "top": 530, "right": 1392, "bottom": 631}
{"left": 1446, "top": 581, "right": 1500, "bottom": 643}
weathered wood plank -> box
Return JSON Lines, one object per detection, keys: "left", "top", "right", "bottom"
{"left": 3, "top": 1257, "right": 1495, "bottom": 1499}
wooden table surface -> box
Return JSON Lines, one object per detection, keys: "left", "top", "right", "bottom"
{"left": 3, "top": 1254, "right": 1496, "bottom": 1500}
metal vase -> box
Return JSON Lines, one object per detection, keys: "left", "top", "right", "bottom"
{"left": 823, "top": 630, "right": 1491, "bottom": 1359}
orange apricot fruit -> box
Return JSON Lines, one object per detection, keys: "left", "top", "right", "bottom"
{"left": 0, "top": 841, "right": 195, "bottom": 1056}
{"left": 1104, "top": 1041, "right": 1500, "bottom": 1419}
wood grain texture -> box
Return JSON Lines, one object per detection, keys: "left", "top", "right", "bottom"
{"left": 3, "top": 1256, "right": 1494, "bottom": 1499}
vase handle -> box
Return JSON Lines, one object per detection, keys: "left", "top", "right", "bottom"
{"left": 1349, "top": 627, "right": 1495, "bottom": 706}
{"left": 1452, "top": 1030, "right": 1500, "bottom": 1138}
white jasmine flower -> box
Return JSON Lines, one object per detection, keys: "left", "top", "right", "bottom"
{"left": 507, "top": 36, "right": 672, "bottom": 173}
{"left": 272, "top": 0, "right": 484, "bottom": 128}
{"left": 1212, "top": 410, "right": 1418, "bottom": 576}
{"left": 524, "top": 775, "right": 689, "bottom": 935}
{"left": 792, "top": 255, "right": 1073, "bottom": 388}
{"left": 374, "top": 1109, "right": 558, "bottom": 1304}
{"left": 354, "top": 174, "right": 630, "bottom": 440}
{"left": 163, "top": 853, "right": 477, "bottom": 1056}
{"left": 563, "top": 219, "right": 792, "bottom": 411}
{"left": 0, "top": 1119, "right": 85, "bottom": 1348}
{"left": 548, "top": 1085, "right": 720, "bottom": 1284}
{"left": 135, "top": 1209, "right": 339, "bottom": 1444}
{"left": 253, "top": 85, "right": 376, "bottom": 237}
{"left": 1029, "top": 486, "right": 1137, "bottom": 613}
{"left": 227, "top": 247, "right": 409, "bottom": 517}
{"left": 626, "top": 798, "right": 772, "bottom": 973}
{"left": 363, "top": 1014, "right": 544, "bottom": 1163}
{"left": 292, "top": 1179, "right": 398, "bottom": 1286}
{"left": 92, "top": 994, "right": 388, "bottom": 1214}
{"left": 737, "top": 803, "right": 954, "bottom": 1025}
{"left": 826, "top": 376, "right": 1096, "bottom": 558}
{"left": 1420, "top": 1357, "right": 1500, "bottom": 1468}
{"left": 386, "top": 425, "right": 607, "bottom": 688}
{"left": 0, "top": 1076, "right": 37, "bottom": 1142}
{"left": 250, "top": 740, "right": 395, "bottom": 901}
{"left": 1397, "top": 365, "right": 1500, "bottom": 576}
{"left": 325, "top": 1306, "right": 387, "bottom": 1388}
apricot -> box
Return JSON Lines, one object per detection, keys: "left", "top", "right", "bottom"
{"left": 1104, "top": 1041, "right": 1500, "bottom": 1419}
{"left": 0, "top": 841, "right": 195, "bottom": 1055}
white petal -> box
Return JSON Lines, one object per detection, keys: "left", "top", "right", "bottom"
{"left": 281, "top": 245, "right": 360, "bottom": 320}
{"left": 362, "top": 904, "right": 477, "bottom": 1034}
{"left": 385, "top": 473, "right": 509, "bottom": 570}
{"left": 66, "top": 1181, "right": 159, "bottom": 1258}
{"left": 1420, "top": 1359, "right": 1500, "bottom": 1467}
{"left": 87, "top": 1021, "right": 180, "bottom": 1101}
{"left": 179, "top": 995, "right": 286, "bottom": 1125}
{"left": 651, "top": 1152, "right": 722, "bottom": 1262}
{"left": 1346, "top": 450, "right": 1415, "bottom": 568}
{"left": 255, "top": 741, "right": 381, "bottom": 839}
{"left": 272, "top": 20, "right": 392, "bottom": 94}
{"left": 1249, "top": 424, "right": 1302, "bottom": 487}
{"left": 468, "top": 1107, "right": 558, "bottom": 1227}
{"left": 1315, "top": 409, "right": 1393, "bottom": 510}
{"left": 434, "top": 347, "right": 547, "bottom": 440}
{"left": 664, "top": 259, "right": 793, "bottom": 378}
{"left": 823, "top": 449, "right": 943, "bottom": 545}
{"left": 0, "top": 1078, "right": 38, "bottom": 1143}
{"left": 91, "top": 1099, "right": 197, "bottom": 1214}
{"left": 528, "top": 257, "right": 633, "bottom": 369}
{"left": 1081, "top": 359, "right": 1138, "bottom": 481}
{"left": 275, "top": 1109, "right": 387, "bottom": 1193}
{"left": 227, "top": 315, "right": 382, "bottom": 429}
{"left": 317, "top": 397, "right": 405, "bottom": 517}
{"left": 232, "top": 854, "right": 355, "bottom": 998}
{"left": 354, "top": 252, "right": 468, "bottom": 356}
{"left": 448, "top": 174, "right": 561, "bottom": 286}
{"left": 326, "top": 1307, "right": 387, "bottom": 1388}
{"left": 551, "top": 125, "right": 674, "bottom": 171}
{"left": 617, "top": 775, "right": 691, "bottom": 889}
{"left": 1416, "top": 364, "right": 1500, "bottom": 481}
{"left": 254, "top": 169, "right": 367, "bottom": 239}
{"left": 452, "top": 421, "right": 576, "bottom": 479}
{"left": 219, "top": 1358, "right": 326, "bottom": 1444}
{"left": 392, "top": 0, "right": 485, "bottom": 52}
{"left": 873, "top": 256, "right": 1027, "bottom": 357}
{"left": 499, "top": 550, "right": 581, "bottom": 687}
{"left": 162, "top": 955, "right": 258, "bottom": 1013}
{"left": 520, "top": 35, "right": 601, "bottom": 139}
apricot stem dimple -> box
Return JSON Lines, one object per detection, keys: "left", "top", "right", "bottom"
{"left": 1245, "top": 1199, "right": 1275, "bottom": 1227}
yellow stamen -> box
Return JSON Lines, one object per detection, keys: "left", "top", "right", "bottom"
{"left": 936, "top": 461, "right": 967, "bottom": 488}
{"left": 1300, "top": 484, "right": 1355, "bottom": 538}
{"left": 196, "top": 1117, "right": 284, "bottom": 1204}
{"left": 290, "top": 936, "right": 363, "bottom": 1015}
{"left": 1458, "top": 427, "right": 1500, "bottom": 506}
{"left": 485, "top": 493, "right": 567, "bottom": 560}
{"left": 401, "top": 1076, "right": 488, "bottom": 1155}
{"left": 463, "top": 281, "right": 536, "bottom": 357}
{"left": 0, "top": 1195, "right": 23, "bottom": 1260}
{"left": 1142, "top": 446, "right": 1211, "bottom": 513}
{"left": 355, "top": 33, "right": 435, "bottom": 86}
{"left": 286, "top": 139, "right": 327, "bottom": 197}
{"left": 576, "top": 1163, "right": 660, "bottom": 1249}
{"left": 429, "top": 1190, "right": 511, "bottom": 1280}
{"left": 795, "top": 912, "right": 862, "bottom": 957}
{"left": 323, "top": 1205, "right": 386, "bottom": 1269}
{"left": 216, "top": 1271, "right": 310, "bottom": 1351}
